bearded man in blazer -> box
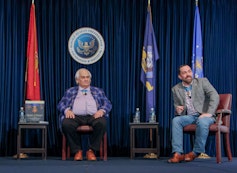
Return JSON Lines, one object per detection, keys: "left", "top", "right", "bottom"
{"left": 168, "top": 64, "right": 219, "bottom": 163}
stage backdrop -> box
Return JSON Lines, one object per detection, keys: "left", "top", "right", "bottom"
{"left": 0, "top": 0, "right": 236, "bottom": 157}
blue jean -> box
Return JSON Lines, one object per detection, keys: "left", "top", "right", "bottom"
{"left": 171, "top": 114, "right": 215, "bottom": 154}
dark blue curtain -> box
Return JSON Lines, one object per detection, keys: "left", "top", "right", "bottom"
{"left": 0, "top": 0, "right": 236, "bottom": 157}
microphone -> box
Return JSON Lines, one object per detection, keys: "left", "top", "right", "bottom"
{"left": 81, "top": 89, "right": 88, "bottom": 95}
{"left": 186, "top": 91, "right": 191, "bottom": 99}
{"left": 188, "top": 93, "right": 191, "bottom": 99}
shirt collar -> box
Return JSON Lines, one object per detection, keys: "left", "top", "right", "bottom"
{"left": 182, "top": 82, "right": 193, "bottom": 91}
{"left": 78, "top": 86, "right": 90, "bottom": 92}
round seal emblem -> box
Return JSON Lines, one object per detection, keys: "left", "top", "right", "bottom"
{"left": 68, "top": 27, "right": 105, "bottom": 65}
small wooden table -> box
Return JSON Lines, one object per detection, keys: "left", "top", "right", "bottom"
{"left": 130, "top": 122, "right": 159, "bottom": 159}
{"left": 17, "top": 122, "right": 48, "bottom": 160}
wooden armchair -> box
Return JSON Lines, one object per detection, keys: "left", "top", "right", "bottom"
{"left": 62, "top": 125, "right": 107, "bottom": 161}
{"left": 183, "top": 94, "right": 232, "bottom": 163}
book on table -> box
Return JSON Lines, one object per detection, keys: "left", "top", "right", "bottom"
{"left": 24, "top": 100, "right": 45, "bottom": 123}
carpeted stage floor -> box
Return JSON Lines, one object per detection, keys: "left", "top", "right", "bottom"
{"left": 0, "top": 156, "right": 236, "bottom": 173}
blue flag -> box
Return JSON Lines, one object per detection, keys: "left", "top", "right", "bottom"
{"left": 192, "top": 5, "right": 203, "bottom": 78}
{"left": 140, "top": 4, "right": 159, "bottom": 122}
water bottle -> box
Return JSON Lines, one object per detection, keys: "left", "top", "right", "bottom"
{"left": 133, "top": 108, "right": 140, "bottom": 123}
{"left": 149, "top": 108, "right": 156, "bottom": 123}
{"left": 19, "top": 107, "right": 26, "bottom": 123}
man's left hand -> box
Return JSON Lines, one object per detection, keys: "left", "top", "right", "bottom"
{"left": 199, "top": 113, "right": 212, "bottom": 118}
{"left": 94, "top": 109, "right": 105, "bottom": 119}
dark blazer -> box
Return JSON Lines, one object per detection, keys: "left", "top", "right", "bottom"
{"left": 172, "top": 78, "right": 219, "bottom": 115}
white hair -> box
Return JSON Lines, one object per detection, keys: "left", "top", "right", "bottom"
{"left": 75, "top": 68, "right": 92, "bottom": 80}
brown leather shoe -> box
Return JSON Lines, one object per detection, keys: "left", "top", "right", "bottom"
{"left": 86, "top": 149, "right": 97, "bottom": 161}
{"left": 74, "top": 150, "right": 83, "bottom": 161}
{"left": 184, "top": 152, "right": 197, "bottom": 162}
{"left": 167, "top": 152, "right": 185, "bottom": 163}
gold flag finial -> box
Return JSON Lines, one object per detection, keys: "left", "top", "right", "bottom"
{"left": 148, "top": 0, "right": 150, "bottom": 6}
{"left": 195, "top": 0, "right": 198, "bottom": 6}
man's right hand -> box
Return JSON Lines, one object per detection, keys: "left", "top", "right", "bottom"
{"left": 65, "top": 110, "right": 75, "bottom": 118}
{"left": 176, "top": 106, "right": 184, "bottom": 115}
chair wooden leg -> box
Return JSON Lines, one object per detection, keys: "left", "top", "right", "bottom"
{"left": 100, "top": 137, "right": 103, "bottom": 160}
{"left": 99, "top": 132, "right": 107, "bottom": 161}
{"left": 224, "top": 133, "right": 232, "bottom": 161}
{"left": 104, "top": 132, "right": 107, "bottom": 161}
{"left": 62, "top": 134, "right": 66, "bottom": 160}
{"left": 67, "top": 145, "right": 70, "bottom": 158}
{"left": 62, "top": 134, "right": 71, "bottom": 160}
{"left": 215, "top": 130, "right": 221, "bottom": 163}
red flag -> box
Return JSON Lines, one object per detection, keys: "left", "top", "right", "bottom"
{"left": 26, "top": 2, "right": 40, "bottom": 100}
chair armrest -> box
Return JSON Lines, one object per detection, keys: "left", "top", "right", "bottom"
{"left": 216, "top": 109, "right": 232, "bottom": 114}
{"left": 215, "top": 109, "right": 231, "bottom": 125}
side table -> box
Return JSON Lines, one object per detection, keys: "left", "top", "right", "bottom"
{"left": 17, "top": 122, "right": 48, "bottom": 160}
{"left": 130, "top": 122, "right": 159, "bottom": 159}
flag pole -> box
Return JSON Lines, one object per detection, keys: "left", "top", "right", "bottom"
{"left": 192, "top": 0, "right": 210, "bottom": 160}
{"left": 148, "top": 0, "right": 153, "bottom": 156}
{"left": 148, "top": 0, "right": 152, "bottom": 155}
{"left": 16, "top": 0, "right": 36, "bottom": 159}
{"left": 143, "top": 0, "right": 158, "bottom": 160}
